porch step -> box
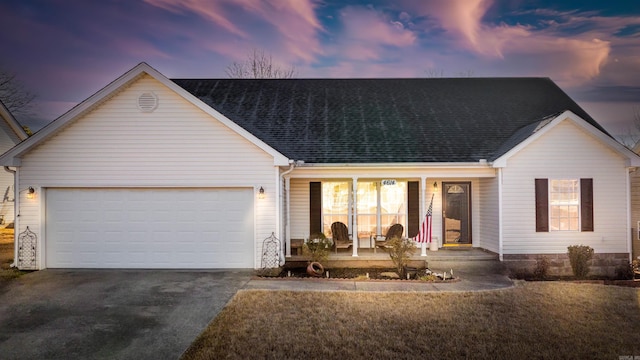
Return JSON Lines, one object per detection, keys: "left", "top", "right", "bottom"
{"left": 285, "top": 248, "right": 498, "bottom": 268}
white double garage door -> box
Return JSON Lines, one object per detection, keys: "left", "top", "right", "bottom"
{"left": 45, "top": 188, "right": 255, "bottom": 269}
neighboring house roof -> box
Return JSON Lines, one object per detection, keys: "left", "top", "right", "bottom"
{"left": 0, "top": 99, "right": 28, "bottom": 144}
{"left": 173, "top": 77, "right": 608, "bottom": 164}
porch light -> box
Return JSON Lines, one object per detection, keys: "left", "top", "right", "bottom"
{"left": 433, "top": 182, "right": 438, "bottom": 192}
{"left": 27, "top": 187, "right": 35, "bottom": 199}
{"left": 258, "top": 186, "right": 265, "bottom": 199}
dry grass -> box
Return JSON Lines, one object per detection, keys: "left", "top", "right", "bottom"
{"left": 181, "top": 282, "right": 640, "bottom": 360}
{"left": 0, "top": 228, "right": 26, "bottom": 281}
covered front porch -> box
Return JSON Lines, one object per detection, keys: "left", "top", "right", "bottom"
{"left": 281, "top": 164, "right": 501, "bottom": 261}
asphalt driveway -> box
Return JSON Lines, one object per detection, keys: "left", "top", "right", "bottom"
{"left": 0, "top": 269, "right": 253, "bottom": 360}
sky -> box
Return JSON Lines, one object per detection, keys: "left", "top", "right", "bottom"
{"left": 0, "top": 0, "right": 639, "bottom": 139}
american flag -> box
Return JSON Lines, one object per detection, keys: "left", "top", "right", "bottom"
{"left": 413, "top": 194, "right": 434, "bottom": 243}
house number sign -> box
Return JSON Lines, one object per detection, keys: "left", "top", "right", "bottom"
{"left": 381, "top": 179, "right": 397, "bottom": 186}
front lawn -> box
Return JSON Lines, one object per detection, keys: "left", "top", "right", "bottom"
{"left": 181, "top": 282, "right": 640, "bottom": 359}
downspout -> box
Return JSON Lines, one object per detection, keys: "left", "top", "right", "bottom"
{"left": 281, "top": 161, "right": 296, "bottom": 259}
{"left": 498, "top": 168, "right": 504, "bottom": 261}
{"left": 4, "top": 166, "right": 17, "bottom": 268}
{"left": 627, "top": 167, "right": 633, "bottom": 262}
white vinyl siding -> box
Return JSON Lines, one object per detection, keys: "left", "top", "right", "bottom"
{"left": 290, "top": 179, "right": 311, "bottom": 240}
{"left": 0, "top": 123, "right": 21, "bottom": 225}
{"left": 501, "top": 120, "right": 628, "bottom": 254}
{"left": 16, "top": 74, "right": 278, "bottom": 269}
{"left": 478, "top": 177, "right": 499, "bottom": 253}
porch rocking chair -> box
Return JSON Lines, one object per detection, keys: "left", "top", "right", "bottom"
{"left": 372, "top": 223, "right": 404, "bottom": 253}
{"left": 331, "top": 221, "right": 352, "bottom": 253}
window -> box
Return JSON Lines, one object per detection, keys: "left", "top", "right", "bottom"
{"left": 317, "top": 181, "right": 408, "bottom": 238}
{"left": 549, "top": 180, "right": 579, "bottom": 231}
{"left": 357, "top": 182, "right": 378, "bottom": 237}
{"left": 379, "top": 181, "right": 407, "bottom": 236}
{"left": 535, "top": 178, "right": 593, "bottom": 232}
{"left": 322, "top": 182, "right": 349, "bottom": 236}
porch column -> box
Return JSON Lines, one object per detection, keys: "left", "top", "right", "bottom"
{"left": 352, "top": 177, "right": 359, "bottom": 257}
{"left": 421, "top": 176, "right": 427, "bottom": 256}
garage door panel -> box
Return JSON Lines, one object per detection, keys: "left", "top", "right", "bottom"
{"left": 46, "top": 188, "right": 254, "bottom": 268}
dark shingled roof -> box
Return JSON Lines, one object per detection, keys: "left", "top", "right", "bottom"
{"left": 172, "top": 78, "right": 608, "bottom": 164}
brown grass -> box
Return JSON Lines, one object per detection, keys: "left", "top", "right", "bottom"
{"left": 181, "top": 282, "right": 640, "bottom": 360}
{"left": 0, "top": 228, "right": 26, "bottom": 281}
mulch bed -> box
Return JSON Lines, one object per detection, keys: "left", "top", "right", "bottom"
{"left": 255, "top": 266, "right": 457, "bottom": 281}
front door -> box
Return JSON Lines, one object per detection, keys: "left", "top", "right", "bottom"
{"left": 442, "top": 182, "right": 472, "bottom": 245}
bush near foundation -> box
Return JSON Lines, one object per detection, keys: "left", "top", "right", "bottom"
{"left": 303, "top": 233, "right": 331, "bottom": 263}
{"left": 533, "top": 256, "right": 550, "bottom": 280}
{"left": 567, "top": 245, "right": 594, "bottom": 279}
{"left": 386, "top": 236, "right": 416, "bottom": 279}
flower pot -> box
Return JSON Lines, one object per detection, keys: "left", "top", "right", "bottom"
{"left": 306, "top": 262, "right": 324, "bottom": 277}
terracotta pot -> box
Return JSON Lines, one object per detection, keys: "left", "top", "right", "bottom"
{"left": 307, "top": 262, "right": 324, "bottom": 277}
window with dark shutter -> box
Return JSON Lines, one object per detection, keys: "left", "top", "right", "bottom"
{"left": 309, "top": 182, "right": 322, "bottom": 235}
{"left": 535, "top": 179, "right": 549, "bottom": 232}
{"left": 580, "top": 178, "right": 594, "bottom": 232}
{"left": 407, "top": 182, "right": 419, "bottom": 237}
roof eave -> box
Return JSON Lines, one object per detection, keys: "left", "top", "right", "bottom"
{"left": 296, "top": 161, "right": 493, "bottom": 168}
{"left": 0, "top": 100, "right": 28, "bottom": 141}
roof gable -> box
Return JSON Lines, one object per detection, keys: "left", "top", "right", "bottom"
{"left": 0, "top": 63, "right": 288, "bottom": 167}
{"left": 173, "top": 77, "right": 608, "bottom": 164}
{"left": 492, "top": 110, "right": 640, "bottom": 167}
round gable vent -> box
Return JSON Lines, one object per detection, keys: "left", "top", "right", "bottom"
{"left": 137, "top": 92, "right": 158, "bottom": 112}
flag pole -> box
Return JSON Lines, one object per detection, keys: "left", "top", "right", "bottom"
{"left": 419, "top": 193, "right": 435, "bottom": 256}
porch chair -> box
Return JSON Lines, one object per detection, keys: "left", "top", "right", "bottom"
{"left": 372, "top": 223, "right": 404, "bottom": 253}
{"left": 330, "top": 221, "right": 352, "bottom": 253}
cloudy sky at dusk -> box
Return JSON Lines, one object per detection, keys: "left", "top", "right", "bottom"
{"left": 1, "top": 0, "right": 639, "bottom": 138}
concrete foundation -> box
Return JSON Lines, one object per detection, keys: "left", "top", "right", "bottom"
{"left": 503, "top": 252, "right": 630, "bottom": 277}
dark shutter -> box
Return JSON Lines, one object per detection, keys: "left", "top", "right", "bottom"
{"left": 535, "top": 179, "right": 549, "bottom": 232}
{"left": 580, "top": 178, "right": 594, "bottom": 232}
{"left": 407, "top": 181, "right": 420, "bottom": 237}
{"left": 309, "top": 182, "right": 322, "bottom": 235}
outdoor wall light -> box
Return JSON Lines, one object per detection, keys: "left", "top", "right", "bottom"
{"left": 27, "top": 187, "right": 35, "bottom": 199}
{"left": 433, "top": 182, "right": 438, "bottom": 192}
{"left": 258, "top": 186, "right": 265, "bottom": 199}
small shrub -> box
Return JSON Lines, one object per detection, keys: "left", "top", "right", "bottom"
{"left": 614, "top": 262, "right": 634, "bottom": 280}
{"left": 386, "top": 236, "right": 416, "bottom": 278}
{"left": 509, "top": 268, "right": 531, "bottom": 280}
{"left": 533, "top": 256, "right": 549, "bottom": 280}
{"left": 419, "top": 274, "right": 438, "bottom": 282}
{"left": 567, "top": 245, "right": 594, "bottom": 279}
{"left": 303, "top": 233, "right": 332, "bottom": 263}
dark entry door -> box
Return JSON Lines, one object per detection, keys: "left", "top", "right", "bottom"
{"left": 442, "top": 182, "right": 471, "bottom": 245}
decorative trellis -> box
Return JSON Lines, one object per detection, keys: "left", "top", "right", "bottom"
{"left": 261, "top": 232, "right": 283, "bottom": 269}
{"left": 18, "top": 226, "right": 37, "bottom": 270}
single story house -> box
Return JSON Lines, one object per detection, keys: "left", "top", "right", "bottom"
{"left": 0, "top": 100, "right": 28, "bottom": 227}
{"left": 1, "top": 62, "right": 638, "bottom": 273}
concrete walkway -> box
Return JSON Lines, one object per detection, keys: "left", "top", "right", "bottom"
{"left": 245, "top": 260, "right": 513, "bottom": 292}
